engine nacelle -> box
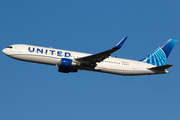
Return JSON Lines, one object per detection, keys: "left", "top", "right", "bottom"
{"left": 58, "top": 66, "right": 78, "bottom": 73}
{"left": 58, "top": 58, "right": 79, "bottom": 73}
{"left": 59, "top": 58, "right": 80, "bottom": 67}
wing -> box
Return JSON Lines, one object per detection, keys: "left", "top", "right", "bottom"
{"left": 75, "top": 37, "right": 127, "bottom": 64}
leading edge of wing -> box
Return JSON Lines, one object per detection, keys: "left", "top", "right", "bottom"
{"left": 75, "top": 37, "right": 128, "bottom": 64}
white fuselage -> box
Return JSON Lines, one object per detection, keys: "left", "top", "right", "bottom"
{"left": 2, "top": 44, "right": 167, "bottom": 76}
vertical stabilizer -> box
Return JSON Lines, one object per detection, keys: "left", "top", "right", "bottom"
{"left": 141, "top": 39, "right": 177, "bottom": 66}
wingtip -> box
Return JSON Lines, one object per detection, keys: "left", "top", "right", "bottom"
{"left": 113, "top": 37, "right": 128, "bottom": 49}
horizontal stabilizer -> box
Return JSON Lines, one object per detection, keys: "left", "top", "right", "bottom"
{"left": 148, "top": 64, "right": 173, "bottom": 71}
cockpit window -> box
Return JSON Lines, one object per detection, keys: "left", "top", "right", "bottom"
{"left": 7, "top": 46, "right": 13, "bottom": 48}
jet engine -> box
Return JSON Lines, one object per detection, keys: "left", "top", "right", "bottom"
{"left": 58, "top": 58, "right": 80, "bottom": 73}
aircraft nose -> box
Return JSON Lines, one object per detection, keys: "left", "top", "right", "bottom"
{"left": 2, "top": 48, "right": 5, "bottom": 54}
{"left": 2, "top": 48, "right": 8, "bottom": 55}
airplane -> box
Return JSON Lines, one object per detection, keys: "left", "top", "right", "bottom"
{"left": 2, "top": 37, "right": 177, "bottom": 76}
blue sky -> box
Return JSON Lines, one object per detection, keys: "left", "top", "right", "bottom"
{"left": 0, "top": 0, "right": 180, "bottom": 120}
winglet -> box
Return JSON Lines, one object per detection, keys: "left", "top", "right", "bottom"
{"left": 113, "top": 37, "right": 128, "bottom": 49}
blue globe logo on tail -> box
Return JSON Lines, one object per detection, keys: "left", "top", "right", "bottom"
{"left": 141, "top": 48, "right": 167, "bottom": 66}
{"left": 141, "top": 39, "right": 177, "bottom": 66}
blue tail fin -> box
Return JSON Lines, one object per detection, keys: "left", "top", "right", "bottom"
{"left": 141, "top": 39, "right": 177, "bottom": 66}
